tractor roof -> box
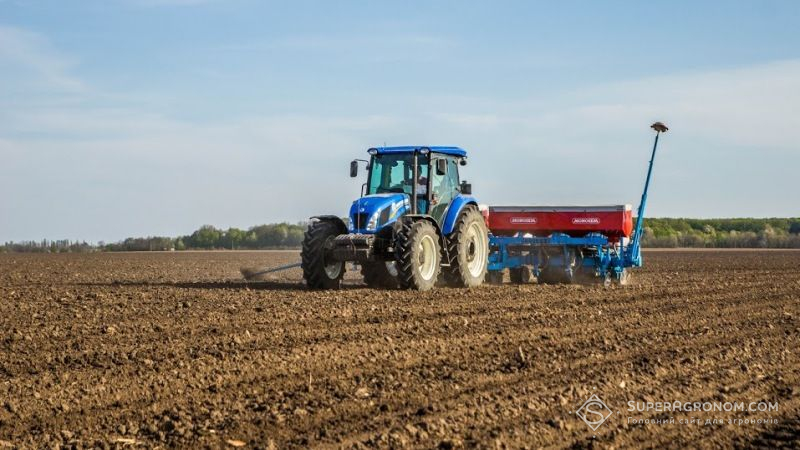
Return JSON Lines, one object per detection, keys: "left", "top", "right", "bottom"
{"left": 370, "top": 146, "right": 467, "bottom": 157}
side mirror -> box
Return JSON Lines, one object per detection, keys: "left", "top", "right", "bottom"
{"left": 350, "top": 160, "right": 358, "bottom": 178}
{"left": 460, "top": 181, "right": 472, "bottom": 195}
{"left": 435, "top": 158, "right": 447, "bottom": 176}
{"left": 459, "top": 158, "right": 467, "bottom": 166}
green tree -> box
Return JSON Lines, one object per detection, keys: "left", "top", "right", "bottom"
{"left": 191, "top": 225, "right": 221, "bottom": 249}
{"left": 790, "top": 222, "right": 800, "bottom": 235}
{"left": 286, "top": 227, "right": 304, "bottom": 247}
{"left": 224, "top": 227, "right": 246, "bottom": 249}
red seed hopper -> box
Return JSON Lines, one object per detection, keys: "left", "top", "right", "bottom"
{"left": 485, "top": 205, "right": 633, "bottom": 242}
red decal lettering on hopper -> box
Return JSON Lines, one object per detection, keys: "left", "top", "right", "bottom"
{"left": 572, "top": 217, "right": 600, "bottom": 224}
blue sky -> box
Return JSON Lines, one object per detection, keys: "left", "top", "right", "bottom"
{"left": 1, "top": 0, "right": 799, "bottom": 242}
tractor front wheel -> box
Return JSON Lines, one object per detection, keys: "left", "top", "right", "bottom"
{"left": 395, "top": 219, "right": 441, "bottom": 291}
{"left": 301, "top": 220, "right": 345, "bottom": 289}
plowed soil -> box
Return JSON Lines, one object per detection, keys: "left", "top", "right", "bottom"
{"left": 1, "top": 250, "right": 798, "bottom": 449}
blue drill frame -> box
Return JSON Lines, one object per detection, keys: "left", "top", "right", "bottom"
{"left": 487, "top": 233, "right": 627, "bottom": 283}
{"left": 486, "top": 123, "right": 667, "bottom": 284}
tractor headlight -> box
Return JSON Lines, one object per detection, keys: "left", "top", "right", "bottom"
{"left": 379, "top": 206, "right": 391, "bottom": 225}
{"left": 366, "top": 211, "right": 380, "bottom": 231}
{"left": 366, "top": 206, "right": 393, "bottom": 231}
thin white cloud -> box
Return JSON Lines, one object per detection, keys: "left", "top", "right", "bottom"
{"left": 272, "top": 34, "right": 454, "bottom": 50}
{"left": 432, "top": 59, "right": 800, "bottom": 151}
{"left": 0, "top": 25, "right": 85, "bottom": 92}
{"left": 125, "top": 0, "right": 221, "bottom": 6}
{"left": 0, "top": 110, "right": 406, "bottom": 241}
{"left": 562, "top": 60, "right": 800, "bottom": 150}
{"left": 214, "top": 33, "right": 457, "bottom": 63}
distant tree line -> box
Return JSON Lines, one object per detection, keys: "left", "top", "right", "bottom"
{"left": 1, "top": 223, "right": 308, "bottom": 253}
{"left": 639, "top": 218, "right": 800, "bottom": 248}
{"left": 104, "top": 223, "right": 307, "bottom": 251}
{"left": 0, "top": 239, "right": 95, "bottom": 253}
{"left": 3, "top": 219, "right": 800, "bottom": 253}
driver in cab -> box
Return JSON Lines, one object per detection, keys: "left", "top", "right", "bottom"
{"left": 413, "top": 171, "right": 428, "bottom": 214}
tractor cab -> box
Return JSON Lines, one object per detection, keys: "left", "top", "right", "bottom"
{"left": 348, "top": 146, "right": 471, "bottom": 234}
{"left": 301, "top": 145, "right": 489, "bottom": 291}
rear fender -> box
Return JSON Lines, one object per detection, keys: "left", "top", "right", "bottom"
{"left": 396, "top": 215, "right": 443, "bottom": 237}
{"left": 310, "top": 215, "right": 348, "bottom": 235}
{"left": 441, "top": 195, "right": 479, "bottom": 235}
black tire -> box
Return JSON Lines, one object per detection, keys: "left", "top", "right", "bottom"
{"left": 509, "top": 267, "right": 532, "bottom": 284}
{"left": 443, "top": 206, "right": 489, "bottom": 288}
{"left": 539, "top": 250, "right": 579, "bottom": 284}
{"left": 361, "top": 261, "right": 399, "bottom": 289}
{"left": 537, "top": 267, "right": 562, "bottom": 284}
{"left": 486, "top": 270, "right": 504, "bottom": 285}
{"left": 301, "top": 220, "right": 345, "bottom": 289}
{"left": 395, "top": 219, "right": 441, "bottom": 291}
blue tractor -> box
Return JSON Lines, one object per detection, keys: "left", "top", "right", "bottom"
{"left": 301, "top": 146, "right": 489, "bottom": 291}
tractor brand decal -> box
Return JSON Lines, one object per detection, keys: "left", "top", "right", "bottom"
{"left": 510, "top": 217, "right": 537, "bottom": 224}
{"left": 572, "top": 217, "right": 601, "bottom": 225}
{"left": 388, "top": 200, "right": 406, "bottom": 220}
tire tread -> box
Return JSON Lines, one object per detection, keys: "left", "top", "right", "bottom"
{"left": 301, "top": 221, "right": 344, "bottom": 289}
{"left": 443, "top": 206, "right": 488, "bottom": 287}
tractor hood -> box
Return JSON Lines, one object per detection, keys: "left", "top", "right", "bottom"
{"left": 349, "top": 193, "right": 410, "bottom": 234}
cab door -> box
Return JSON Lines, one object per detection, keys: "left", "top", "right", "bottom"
{"left": 429, "top": 156, "right": 459, "bottom": 224}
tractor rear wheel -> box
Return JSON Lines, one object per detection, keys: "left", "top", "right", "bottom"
{"left": 443, "top": 206, "right": 489, "bottom": 287}
{"left": 395, "top": 219, "right": 441, "bottom": 291}
{"left": 361, "top": 261, "right": 399, "bottom": 289}
{"left": 509, "top": 267, "right": 532, "bottom": 284}
{"left": 301, "top": 220, "right": 345, "bottom": 289}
